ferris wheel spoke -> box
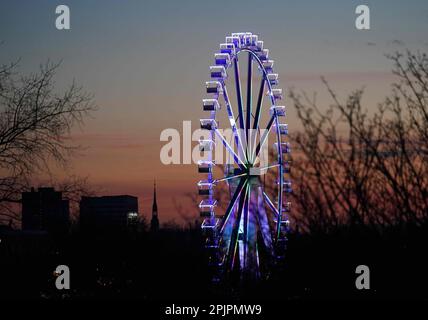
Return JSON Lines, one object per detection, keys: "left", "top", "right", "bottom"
{"left": 214, "top": 129, "right": 246, "bottom": 169}
{"left": 220, "top": 178, "right": 247, "bottom": 234}
{"left": 214, "top": 172, "right": 247, "bottom": 183}
{"left": 222, "top": 85, "right": 248, "bottom": 163}
{"left": 246, "top": 53, "right": 252, "bottom": 151}
{"left": 259, "top": 163, "right": 280, "bottom": 171}
{"left": 233, "top": 57, "right": 245, "bottom": 132}
{"left": 252, "top": 115, "right": 275, "bottom": 162}
{"left": 262, "top": 191, "right": 279, "bottom": 217}
{"left": 248, "top": 77, "right": 266, "bottom": 165}
{"left": 256, "top": 189, "right": 274, "bottom": 255}
{"left": 253, "top": 76, "right": 265, "bottom": 131}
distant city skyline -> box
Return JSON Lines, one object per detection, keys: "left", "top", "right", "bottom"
{"left": 1, "top": 0, "right": 428, "bottom": 223}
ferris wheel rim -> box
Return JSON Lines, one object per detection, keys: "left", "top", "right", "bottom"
{"left": 198, "top": 32, "right": 291, "bottom": 280}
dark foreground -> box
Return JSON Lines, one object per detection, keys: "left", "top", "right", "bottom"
{"left": 1, "top": 222, "right": 428, "bottom": 303}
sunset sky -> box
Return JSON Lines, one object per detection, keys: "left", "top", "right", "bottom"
{"left": 1, "top": 0, "right": 428, "bottom": 223}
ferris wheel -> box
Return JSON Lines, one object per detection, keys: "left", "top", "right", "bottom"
{"left": 198, "top": 32, "right": 291, "bottom": 282}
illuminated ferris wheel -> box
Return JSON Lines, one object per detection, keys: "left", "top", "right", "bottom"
{"left": 197, "top": 32, "right": 291, "bottom": 282}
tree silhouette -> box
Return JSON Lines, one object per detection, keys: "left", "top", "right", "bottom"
{"left": 0, "top": 59, "right": 96, "bottom": 224}
{"left": 288, "top": 51, "right": 428, "bottom": 233}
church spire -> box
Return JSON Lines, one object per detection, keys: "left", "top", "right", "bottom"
{"left": 151, "top": 179, "right": 159, "bottom": 232}
{"left": 152, "top": 179, "right": 157, "bottom": 214}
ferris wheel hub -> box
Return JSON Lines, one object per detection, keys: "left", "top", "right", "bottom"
{"left": 248, "top": 166, "right": 267, "bottom": 176}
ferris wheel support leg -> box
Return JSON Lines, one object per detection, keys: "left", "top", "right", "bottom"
{"left": 242, "top": 182, "right": 250, "bottom": 276}
{"left": 220, "top": 178, "right": 246, "bottom": 279}
{"left": 226, "top": 183, "right": 248, "bottom": 274}
{"left": 242, "top": 184, "right": 261, "bottom": 281}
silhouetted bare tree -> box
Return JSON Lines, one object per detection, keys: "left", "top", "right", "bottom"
{"left": 0, "top": 59, "right": 96, "bottom": 224}
{"left": 288, "top": 50, "right": 428, "bottom": 233}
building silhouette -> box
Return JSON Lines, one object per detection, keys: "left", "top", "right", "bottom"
{"left": 80, "top": 195, "right": 138, "bottom": 233}
{"left": 150, "top": 180, "right": 159, "bottom": 232}
{"left": 21, "top": 187, "right": 70, "bottom": 234}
